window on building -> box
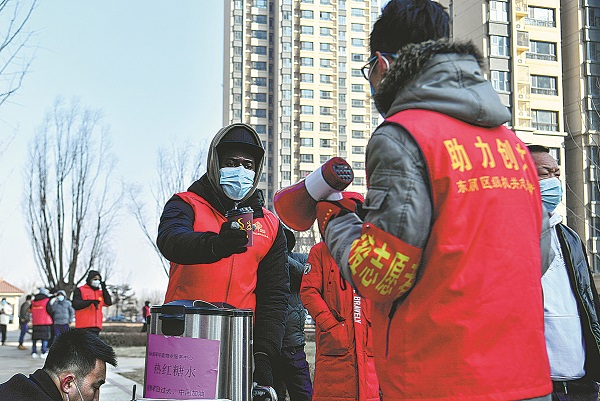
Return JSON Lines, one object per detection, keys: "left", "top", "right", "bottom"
{"left": 253, "top": 15, "right": 267, "bottom": 24}
{"left": 351, "top": 99, "right": 364, "bottom": 108}
{"left": 531, "top": 110, "right": 559, "bottom": 131}
{"left": 531, "top": 75, "right": 558, "bottom": 95}
{"left": 339, "top": 62, "right": 346, "bottom": 72}
{"left": 339, "top": 15, "right": 346, "bottom": 25}
{"left": 320, "top": 123, "right": 332, "bottom": 132}
{"left": 320, "top": 139, "right": 332, "bottom": 147}
{"left": 282, "top": 138, "right": 291, "bottom": 147}
{"left": 320, "top": 59, "right": 333, "bottom": 68}
{"left": 301, "top": 26, "right": 314, "bottom": 34}
{"left": 234, "top": 31, "right": 243, "bottom": 41}
{"left": 253, "top": 109, "right": 267, "bottom": 118}
{"left": 339, "top": 109, "right": 346, "bottom": 119}
{"left": 587, "top": 7, "right": 600, "bottom": 28}
{"left": 489, "top": 1, "right": 508, "bottom": 22}
{"left": 233, "top": 46, "right": 242, "bottom": 56}
{"left": 301, "top": 41, "right": 314, "bottom": 50}
{"left": 282, "top": 10, "right": 292, "bottom": 20}
{"left": 256, "top": 125, "right": 267, "bottom": 134}
{"left": 282, "top": 171, "right": 291, "bottom": 181}
{"left": 300, "top": 89, "right": 314, "bottom": 98}
{"left": 352, "top": 115, "right": 364, "bottom": 123}
{"left": 320, "top": 11, "right": 332, "bottom": 20}
{"left": 351, "top": 53, "right": 364, "bottom": 62}
{"left": 283, "top": 26, "right": 292, "bottom": 36}
{"left": 282, "top": 58, "right": 292, "bottom": 68}
{"left": 300, "top": 137, "right": 314, "bottom": 146}
{"left": 282, "top": 90, "right": 291, "bottom": 100}
{"left": 253, "top": 46, "right": 267, "bottom": 55}
{"left": 320, "top": 74, "right": 332, "bottom": 83}
{"left": 526, "top": 7, "right": 556, "bottom": 27}
{"left": 351, "top": 84, "right": 364, "bottom": 92}
{"left": 234, "top": 0, "right": 243, "bottom": 9}
{"left": 351, "top": 38, "right": 363, "bottom": 47}
{"left": 300, "top": 73, "right": 314, "bottom": 82}
{"left": 320, "top": 27, "right": 332, "bottom": 36}
{"left": 339, "top": 141, "right": 346, "bottom": 151}
{"left": 282, "top": 155, "right": 291, "bottom": 164}
{"left": 233, "top": 78, "right": 242, "bottom": 88}
{"left": 282, "top": 74, "right": 291, "bottom": 83}
{"left": 528, "top": 41, "right": 557, "bottom": 61}
{"left": 301, "top": 154, "right": 314, "bottom": 163}
{"left": 319, "top": 155, "right": 330, "bottom": 164}
{"left": 588, "top": 43, "right": 600, "bottom": 62}
{"left": 320, "top": 43, "right": 333, "bottom": 52}
{"left": 352, "top": 161, "right": 365, "bottom": 169}
{"left": 339, "top": 125, "right": 346, "bottom": 134}
{"left": 320, "top": 106, "right": 332, "bottom": 115}
{"left": 351, "top": 69, "right": 362, "bottom": 78}
{"left": 352, "top": 130, "right": 364, "bottom": 138}
{"left": 351, "top": 8, "right": 364, "bottom": 17}
{"left": 253, "top": 77, "right": 267, "bottom": 86}
{"left": 233, "top": 62, "right": 242, "bottom": 72}
{"left": 354, "top": 177, "right": 365, "bottom": 186}
{"left": 490, "top": 35, "right": 509, "bottom": 57}
{"left": 301, "top": 105, "right": 314, "bottom": 114}
{"left": 233, "top": 94, "right": 242, "bottom": 103}
{"left": 339, "top": 93, "right": 346, "bottom": 102}
{"left": 301, "top": 10, "right": 314, "bottom": 18}
{"left": 339, "top": 78, "right": 346, "bottom": 88}
{"left": 253, "top": 30, "right": 267, "bottom": 39}
{"left": 300, "top": 122, "right": 314, "bottom": 132}
{"left": 320, "top": 90, "right": 332, "bottom": 99}
{"left": 351, "top": 23, "right": 364, "bottom": 32}
{"left": 301, "top": 57, "right": 314, "bottom": 66}
{"left": 233, "top": 109, "right": 241, "bottom": 119}
{"left": 282, "top": 106, "right": 291, "bottom": 116}
{"left": 253, "top": 0, "right": 267, "bottom": 8}
{"left": 352, "top": 145, "right": 365, "bottom": 154}
{"left": 491, "top": 70, "right": 510, "bottom": 92}
{"left": 253, "top": 93, "right": 267, "bottom": 102}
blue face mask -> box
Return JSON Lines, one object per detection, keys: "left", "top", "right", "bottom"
{"left": 220, "top": 166, "right": 255, "bottom": 201}
{"left": 539, "top": 177, "right": 562, "bottom": 212}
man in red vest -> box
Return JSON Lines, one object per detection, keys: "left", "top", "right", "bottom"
{"left": 31, "top": 288, "right": 53, "bottom": 359}
{"left": 157, "top": 123, "right": 290, "bottom": 389}
{"left": 72, "top": 270, "right": 112, "bottom": 335}
{"left": 314, "top": 1, "right": 552, "bottom": 400}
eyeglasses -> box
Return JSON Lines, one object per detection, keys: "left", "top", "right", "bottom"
{"left": 360, "top": 53, "right": 397, "bottom": 81}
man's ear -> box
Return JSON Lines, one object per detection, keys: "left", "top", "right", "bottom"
{"left": 375, "top": 51, "right": 389, "bottom": 74}
{"left": 59, "top": 373, "right": 76, "bottom": 393}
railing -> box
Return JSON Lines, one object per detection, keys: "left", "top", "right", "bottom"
{"left": 524, "top": 18, "right": 556, "bottom": 27}
{"left": 526, "top": 53, "right": 557, "bottom": 61}
{"left": 532, "top": 122, "right": 558, "bottom": 131}
{"left": 531, "top": 87, "right": 558, "bottom": 96}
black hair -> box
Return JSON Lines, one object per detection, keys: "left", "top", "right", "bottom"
{"left": 44, "top": 329, "right": 117, "bottom": 379}
{"left": 527, "top": 144, "right": 550, "bottom": 154}
{"left": 370, "top": 0, "right": 450, "bottom": 56}
{"left": 26, "top": 295, "right": 32, "bottom": 300}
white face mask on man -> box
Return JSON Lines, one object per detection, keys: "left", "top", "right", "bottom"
{"left": 219, "top": 166, "right": 255, "bottom": 201}
{"left": 90, "top": 280, "right": 101, "bottom": 289}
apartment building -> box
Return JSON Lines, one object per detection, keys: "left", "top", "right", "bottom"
{"left": 223, "top": 0, "right": 380, "bottom": 214}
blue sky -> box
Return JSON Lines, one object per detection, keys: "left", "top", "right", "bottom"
{"left": 0, "top": 1, "right": 225, "bottom": 296}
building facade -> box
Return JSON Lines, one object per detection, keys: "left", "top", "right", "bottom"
{"left": 223, "top": 0, "right": 380, "bottom": 214}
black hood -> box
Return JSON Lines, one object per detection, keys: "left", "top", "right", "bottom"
{"left": 86, "top": 270, "right": 101, "bottom": 285}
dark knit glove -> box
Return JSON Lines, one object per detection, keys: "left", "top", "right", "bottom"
{"left": 253, "top": 352, "right": 273, "bottom": 387}
{"left": 211, "top": 221, "right": 248, "bottom": 259}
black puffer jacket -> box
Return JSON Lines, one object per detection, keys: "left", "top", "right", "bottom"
{"left": 556, "top": 223, "right": 600, "bottom": 381}
{"left": 282, "top": 252, "right": 308, "bottom": 348}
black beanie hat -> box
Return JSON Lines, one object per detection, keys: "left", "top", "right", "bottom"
{"left": 216, "top": 126, "right": 264, "bottom": 162}
{"left": 86, "top": 270, "right": 101, "bottom": 284}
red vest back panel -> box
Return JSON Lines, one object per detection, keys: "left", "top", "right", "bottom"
{"left": 164, "top": 192, "right": 279, "bottom": 310}
{"left": 373, "top": 110, "right": 551, "bottom": 400}
{"left": 31, "top": 298, "right": 52, "bottom": 326}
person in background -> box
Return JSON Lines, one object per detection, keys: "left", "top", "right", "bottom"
{"left": 0, "top": 297, "right": 13, "bottom": 346}
{"left": 31, "top": 288, "right": 53, "bottom": 359}
{"left": 529, "top": 145, "right": 600, "bottom": 401}
{"left": 157, "top": 123, "right": 290, "bottom": 390}
{"left": 48, "top": 290, "right": 75, "bottom": 340}
{"left": 72, "top": 270, "right": 112, "bottom": 335}
{"left": 18, "top": 294, "right": 32, "bottom": 350}
{"left": 301, "top": 231, "right": 379, "bottom": 401}
{"left": 141, "top": 301, "right": 151, "bottom": 333}
{"left": 315, "top": 0, "right": 552, "bottom": 399}
{"left": 272, "top": 228, "right": 313, "bottom": 401}
{"left": 0, "top": 328, "right": 117, "bottom": 401}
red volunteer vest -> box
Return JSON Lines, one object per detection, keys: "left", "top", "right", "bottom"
{"left": 164, "top": 192, "right": 279, "bottom": 310}
{"left": 31, "top": 298, "right": 52, "bottom": 326}
{"left": 371, "top": 110, "right": 551, "bottom": 400}
{"left": 75, "top": 284, "right": 105, "bottom": 329}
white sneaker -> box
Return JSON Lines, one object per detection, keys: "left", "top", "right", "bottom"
{"left": 31, "top": 353, "right": 39, "bottom": 359}
{"left": 41, "top": 352, "right": 48, "bottom": 359}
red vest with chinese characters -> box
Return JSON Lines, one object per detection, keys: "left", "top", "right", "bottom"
{"left": 164, "top": 191, "right": 279, "bottom": 310}
{"left": 31, "top": 298, "right": 52, "bottom": 326}
{"left": 75, "top": 284, "right": 105, "bottom": 329}
{"left": 366, "top": 110, "right": 551, "bottom": 400}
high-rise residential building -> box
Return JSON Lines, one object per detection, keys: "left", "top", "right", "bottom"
{"left": 223, "top": 0, "right": 380, "bottom": 216}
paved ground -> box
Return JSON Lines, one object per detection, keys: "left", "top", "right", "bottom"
{"left": 0, "top": 329, "right": 144, "bottom": 400}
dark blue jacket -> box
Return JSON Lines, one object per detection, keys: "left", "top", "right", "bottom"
{"left": 556, "top": 223, "right": 600, "bottom": 381}
{"left": 282, "top": 252, "right": 308, "bottom": 348}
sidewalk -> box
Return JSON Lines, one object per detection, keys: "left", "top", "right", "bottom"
{"left": 0, "top": 329, "right": 144, "bottom": 400}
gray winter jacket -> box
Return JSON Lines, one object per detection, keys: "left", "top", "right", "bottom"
{"left": 325, "top": 40, "right": 552, "bottom": 290}
{"left": 47, "top": 299, "right": 74, "bottom": 326}
{"left": 282, "top": 252, "right": 308, "bottom": 349}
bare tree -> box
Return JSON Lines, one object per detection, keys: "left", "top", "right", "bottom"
{"left": 128, "top": 139, "right": 207, "bottom": 277}
{"left": 24, "top": 98, "right": 121, "bottom": 295}
{"left": 0, "top": 0, "right": 37, "bottom": 109}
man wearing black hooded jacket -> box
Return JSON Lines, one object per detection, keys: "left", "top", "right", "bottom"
{"left": 157, "top": 123, "right": 290, "bottom": 388}
{"left": 72, "top": 270, "right": 112, "bottom": 335}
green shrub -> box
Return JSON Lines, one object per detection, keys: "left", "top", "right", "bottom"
{"left": 100, "top": 332, "right": 147, "bottom": 347}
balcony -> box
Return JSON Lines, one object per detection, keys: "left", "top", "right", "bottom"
{"left": 526, "top": 52, "right": 557, "bottom": 61}
{"left": 524, "top": 18, "right": 556, "bottom": 28}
